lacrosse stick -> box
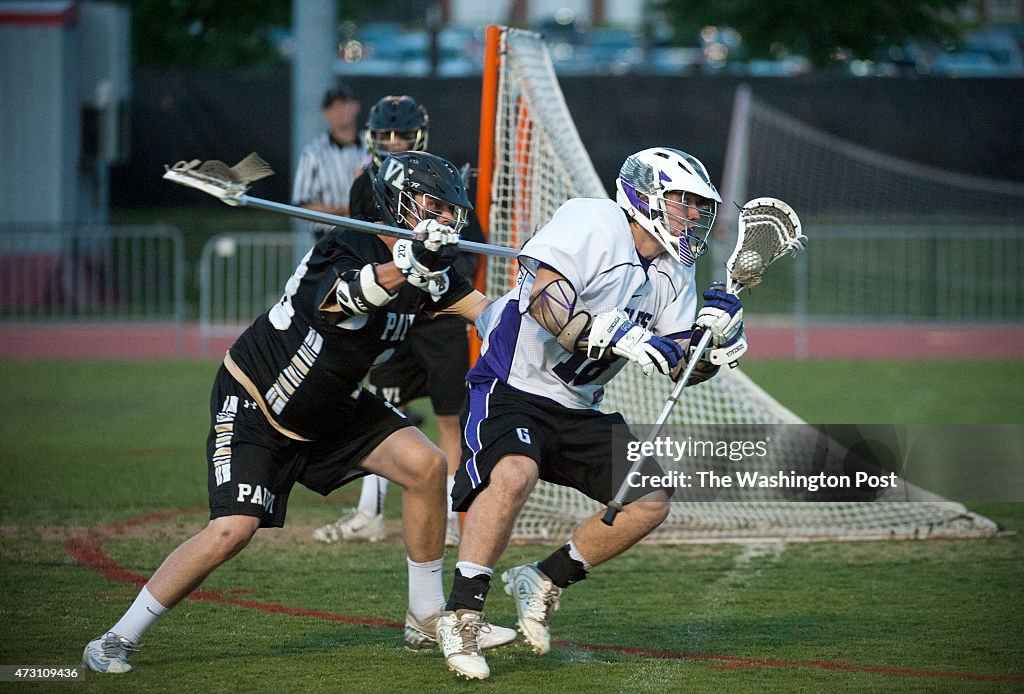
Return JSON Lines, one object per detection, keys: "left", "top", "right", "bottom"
{"left": 162, "top": 153, "right": 520, "bottom": 260}
{"left": 602, "top": 197, "right": 807, "bottom": 525}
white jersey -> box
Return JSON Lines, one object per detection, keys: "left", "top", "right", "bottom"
{"left": 474, "top": 197, "right": 697, "bottom": 410}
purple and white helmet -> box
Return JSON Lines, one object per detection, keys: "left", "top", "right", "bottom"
{"left": 615, "top": 147, "right": 721, "bottom": 266}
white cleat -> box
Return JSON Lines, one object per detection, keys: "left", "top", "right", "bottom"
{"left": 405, "top": 611, "right": 517, "bottom": 651}
{"left": 444, "top": 514, "right": 461, "bottom": 547}
{"left": 82, "top": 632, "right": 138, "bottom": 674}
{"left": 436, "top": 610, "right": 490, "bottom": 680}
{"left": 502, "top": 563, "right": 562, "bottom": 654}
{"left": 312, "top": 509, "right": 386, "bottom": 543}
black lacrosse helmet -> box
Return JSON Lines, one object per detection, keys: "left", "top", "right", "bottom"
{"left": 365, "top": 95, "right": 429, "bottom": 165}
{"left": 371, "top": 151, "right": 473, "bottom": 232}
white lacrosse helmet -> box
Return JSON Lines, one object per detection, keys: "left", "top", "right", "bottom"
{"left": 615, "top": 147, "right": 722, "bottom": 266}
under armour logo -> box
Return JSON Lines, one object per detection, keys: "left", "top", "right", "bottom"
{"left": 243, "top": 400, "right": 259, "bottom": 410}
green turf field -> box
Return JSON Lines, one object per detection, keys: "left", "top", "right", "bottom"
{"left": 0, "top": 359, "right": 1021, "bottom": 692}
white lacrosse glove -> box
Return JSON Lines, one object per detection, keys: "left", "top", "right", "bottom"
{"left": 405, "top": 270, "right": 450, "bottom": 302}
{"left": 587, "top": 309, "right": 684, "bottom": 377}
{"left": 392, "top": 219, "right": 461, "bottom": 279}
{"left": 689, "top": 323, "right": 749, "bottom": 369}
{"left": 694, "top": 282, "right": 744, "bottom": 346}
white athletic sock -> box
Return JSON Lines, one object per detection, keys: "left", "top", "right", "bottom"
{"left": 568, "top": 539, "right": 593, "bottom": 571}
{"left": 407, "top": 557, "right": 445, "bottom": 621}
{"left": 357, "top": 475, "right": 388, "bottom": 517}
{"left": 455, "top": 561, "right": 493, "bottom": 580}
{"left": 446, "top": 475, "right": 455, "bottom": 518}
{"left": 109, "top": 585, "right": 168, "bottom": 645}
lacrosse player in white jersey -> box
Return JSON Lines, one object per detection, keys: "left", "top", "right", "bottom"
{"left": 436, "top": 148, "right": 747, "bottom": 679}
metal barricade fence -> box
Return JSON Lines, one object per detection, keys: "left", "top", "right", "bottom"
{"left": 198, "top": 227, "right": 1022, "bottom": 357}
{"left": 725, "top": 225, "right": 1024, "bottom": 324}
{"left": 0, "top": 223, "right": 185, "bottom": 350}
{"left": 198, "top": 233, "right": 295, "bottom": 355}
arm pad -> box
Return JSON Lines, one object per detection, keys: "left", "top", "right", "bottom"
{"left": 527, "top": 277, "right": 593, "bottom": 353}
{"left": 335, "top": 264, "right": 397, "bottom": 316}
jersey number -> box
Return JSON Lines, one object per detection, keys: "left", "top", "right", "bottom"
{"left": 269, "top": 248, "right": 313, "bottom": 330}
{"left": 552, "top": 352, "right": 612, "bottom": 386}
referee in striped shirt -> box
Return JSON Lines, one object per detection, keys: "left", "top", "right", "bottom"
{"left": 292, "top": 82, "right": 368, "bottom": 239}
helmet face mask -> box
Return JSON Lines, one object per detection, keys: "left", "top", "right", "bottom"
{"left": 364, "top": 95, "right": 429, "bottom": 166}
{"left": 368, "top": 129, "right": 426, "bottom": 156}
{"left": 398, "top": 190, "right": 468, "bottom": 232}
{"left": 371, "top": 152, "right": 472, "bottom": 233}
{"left": 615, "top": 147, "right": 721, "bottom": 266}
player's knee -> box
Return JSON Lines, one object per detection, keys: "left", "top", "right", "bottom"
{"left": 408, "top": 443, "right": 447, "bottom": 492}
{"left": 629, "top": 495, "right": 670, "bottom": 531}
{"left": 489, "top": 456, "right": 539, "bottom": 502}
{"left": 206, "top": 516, "right": 258, "bottom": 558}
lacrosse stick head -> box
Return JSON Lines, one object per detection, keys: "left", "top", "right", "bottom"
{"left": 162, "top": 152, "right": 274, "bottom": 205}
{"left": 725, "top": 197, "right": 806, "bottom": 293}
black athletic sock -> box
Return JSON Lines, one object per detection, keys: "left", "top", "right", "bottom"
{"left": 537, "top": 544, "right": 588, "bottom": 588}
{"left": 446, "top": 569, "right": 491, "bottom": 613}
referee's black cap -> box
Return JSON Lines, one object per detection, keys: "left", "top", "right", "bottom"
{"left": 322, "top": 81, "right": 356, "bottom": 108}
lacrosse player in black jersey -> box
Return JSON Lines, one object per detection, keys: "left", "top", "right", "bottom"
{"left": 82, "top": 151, "right": 515, "bottom": 674}
{"left": 314, "top": 95, "right": 484, "bottom": 548}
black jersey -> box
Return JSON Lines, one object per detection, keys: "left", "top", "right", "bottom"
{"left": 349, "top": 166, "right": 377, "bottom": 220}
{"left": 227, "top": 228, "right": 473, "bottom": 440}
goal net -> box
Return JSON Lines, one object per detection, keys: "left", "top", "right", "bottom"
{"left": 475, "top": 26, "right": 1001, "bottom": 542}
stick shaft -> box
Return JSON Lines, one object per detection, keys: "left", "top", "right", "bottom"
{"left": 600, "top": 328, "right": 714, "bottom": 526}
{"left": 234, "top": 193, "right": 521, "bottom": 260}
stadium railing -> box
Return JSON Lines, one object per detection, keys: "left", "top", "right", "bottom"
{"left": 197, "top": 232, "right": 295, "bottom": 355}
{"left": 0, "top": 223, "right": 186, "bottom": 352}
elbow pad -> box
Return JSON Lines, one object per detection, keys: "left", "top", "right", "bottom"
{"left": 336, "top": 264, "right": 397, "bottom": 316}
{"left": 527, "top": 277, "right": 592, "bottom": 353}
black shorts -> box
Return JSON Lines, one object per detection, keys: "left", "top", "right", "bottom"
{"left": 206, "top": 365, "right": 413, "bottom": 528}
{"left": 368, "top": 315, "right": 469, "bottom": 416}
{"left": 451, "top": 378, "right": 671, "bottom": 512}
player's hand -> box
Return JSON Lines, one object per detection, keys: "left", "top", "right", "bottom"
{"left": 694, "top": 282, "right": 743, "bottom": 346}
{"left": 688, "top": 322, "right": 748, "bottom": 371}
{"left": 393, "top": 219, "right": 460, "bottom": 277}
{"left": 405, "top": 269, "right": 450, "bottom": 301}
{"left": 588, "top": 310, "right": 683, "bottom": 377}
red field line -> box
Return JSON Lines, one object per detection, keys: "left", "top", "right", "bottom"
{"left": 64, "top": 510, "right": 1024, "bottom": 684}
{"left": 4, "top": 322, "right": 1024, "bottom": 360}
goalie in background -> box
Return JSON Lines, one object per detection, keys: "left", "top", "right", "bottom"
{"left": 437, "top": 147, "right": 746, "bottom": 680}
{"left": 313, "top": 95, "right": 484, "bottom": 547}
{"left": 81, "top": 150, "right": 517, "bottom": 674}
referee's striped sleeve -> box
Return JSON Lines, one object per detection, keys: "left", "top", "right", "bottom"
{"left": 292, "top": 147, "right": 320, "bottom": 206}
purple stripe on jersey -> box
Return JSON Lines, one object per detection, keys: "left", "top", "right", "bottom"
{"left": 678, "top": 239, "right": 696, "bottom": 266}
{"left": 475, "top": 301, "right": 523, "bottom": 382}
{"left": 463, "top": 379, "right": 497, "bottom": 488}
